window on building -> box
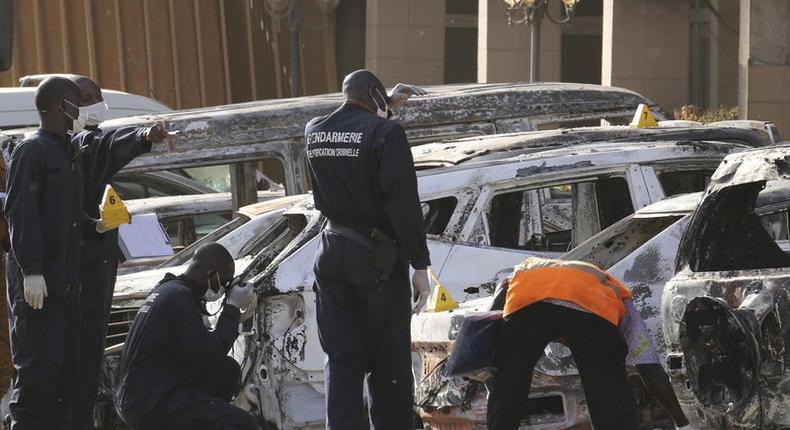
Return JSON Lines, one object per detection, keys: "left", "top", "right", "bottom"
{"left": 658, "top": 170, "right": 713, "bottom": 196}
{"left": 421, "top": 197, "right": 458, "bottom": 235}
{"left": 444, "top": 0, "right": 478, "bottom": 84}
{"left": 487, "top": 177, "right": 634, "bottom": 252}
{"left": 560, "top": 0, "right": 602, "bottom": 85}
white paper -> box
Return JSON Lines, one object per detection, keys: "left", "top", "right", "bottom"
{"left": 118, "top": 213, "right": 174, "bottom": 259}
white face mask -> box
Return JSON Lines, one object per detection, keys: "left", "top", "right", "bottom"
{"left": 203, "top": 272, "right": 226, "bottom": 302}
{"left": 63, "top": 100, "right": 87, "bottom": 133}
{"left": 84, "top": 101, "right": 108, "bottom": 127}
{"left": 372, "top": 89, "right": 389, "bottom": 119}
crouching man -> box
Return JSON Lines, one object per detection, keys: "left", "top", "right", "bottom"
{"left": 114, "top": 243, "right": 256, "bottom": 430}
{"left": 488, "top": 257, "right": 689, "bottom": 430}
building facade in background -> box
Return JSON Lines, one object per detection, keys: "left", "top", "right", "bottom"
{"left": 3, "top": 0, "right": 790, "bottom": 136}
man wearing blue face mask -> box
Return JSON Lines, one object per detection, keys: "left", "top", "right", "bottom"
{"left": 305, "top": 69, "right": 430, "bottom": 429}
{"left": 63, "top": 75, "right": 168, "bottom": 430}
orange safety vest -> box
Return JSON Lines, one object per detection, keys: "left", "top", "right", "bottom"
{"left": 503, "top": 257, "right": 632, "bottom": 326}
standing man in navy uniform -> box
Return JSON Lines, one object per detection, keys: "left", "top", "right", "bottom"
{"left": 64, "top": 75, "right": 168, "bottom": 430}
{"left": 306, "top": 69, "right": 431, "bottom": 429}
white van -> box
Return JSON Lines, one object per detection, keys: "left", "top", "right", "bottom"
{"left": 0, "top": 85, "right": 171, "bottom": 129}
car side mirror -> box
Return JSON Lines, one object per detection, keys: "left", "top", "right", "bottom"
{"left": 0, "top": 0, "right": 12, "bottom": 72}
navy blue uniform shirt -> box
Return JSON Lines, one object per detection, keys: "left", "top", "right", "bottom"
{"left": 305, "top": 103, "right": 430, "bottom": 269}
{"left": 114, "top": 274, "right": 241, "bottom": 420}
{"left": 6, "top": 129, "right": 82, "bottom": 302}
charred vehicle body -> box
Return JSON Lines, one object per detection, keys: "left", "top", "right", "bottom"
{"left": 661, "top": 146, "right": 790, "bottom": 429}
{"left": 92, "top": 122, "right": 768, "bottom": 429}
{"left": 1, "top": 81, "right": 671, "bottom": 204}
{"left": 413, "top": 180, "right": 789, "bottom": 429}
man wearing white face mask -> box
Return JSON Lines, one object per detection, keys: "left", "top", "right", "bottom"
{"left": 114, "top": 243, "right": 256, "bottom": 430}
{"left": 5, "top": 76, "right": 86, "bottom": 430}
{"left": 305, "top": 70, "right": 430, "bottom": 429}
{"left": 63, "top": 75, "right": 168, "bottom": 430}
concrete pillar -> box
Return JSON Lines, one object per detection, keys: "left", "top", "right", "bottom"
{"left": 365, "top": 0, "right": 446, "bottom": 86}
{"left": 602, "top": 0, "right": 691, "bottom": 113}
{"left": 477, "top": 0, "right": 561, "bottom": 83}
{"left": 716, "top": 0, "right": 740, "bottom": 107}
{"left": 738, "top": 0, "right": 790, "bottom": 136}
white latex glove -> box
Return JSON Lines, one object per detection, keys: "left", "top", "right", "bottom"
{"left": 412, "top": 269, "right": 430, "bottom": 313}
{"left": 226, "top": 281, "right": 254, "bottom": 311}
{"left": 676, "top": 426, "right": 692, "bottom": 430}
{"left": 23, "top": 274, "right": 47, "bottom": 310}
{"left": 388, "top": 83, "right": 427, "bottom": 110}
{"left": 95, "top": 219, "right": 114, "bottom": 233}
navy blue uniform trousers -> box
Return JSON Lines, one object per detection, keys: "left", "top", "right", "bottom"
{"left": 313, "top": 231, "right": 413, "bottom": 430}
{"left": 487, "top": 302, "right": 638, "bottom": 430}
{"left": 6, "top": 255, "right": 70, "bottom": 430}
{"left": 120, "top": 356, "right": 250, "bottom": 430}
{"left": 64, "top": 238, "right": 118, "bottom": 430}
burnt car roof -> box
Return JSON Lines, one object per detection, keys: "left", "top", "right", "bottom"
{"left": 61, "top": 82, "right": 662, "bottom": 174}
{"left": 412, "top": 125, "right": 770, "bottom": 167}
{"left": 706, "top": 144, "right": 790, "bottom": 191}
{"left": 125, "top": 190, "right": 282, "bottom": 218}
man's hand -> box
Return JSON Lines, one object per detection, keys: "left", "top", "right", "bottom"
{"left": 143, "top": 124, "right": 168, "bottom": 144}
{"left": 23, "top": 274, "right": 47, "bottom": 310}
{"left": 226, "top": 282, "right": 255, "bottom": 310}
{"left": 412, "top": 269, "right": 430, "bottom": 313}
{"left": 388, "top": 83, "right": 427, "bottom": 110}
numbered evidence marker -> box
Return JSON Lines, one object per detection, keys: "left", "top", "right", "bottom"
{"left": 629, "top": 103, "right": 658, "bottom": 128}
{"left": 99, "top": 185, "right": 131, "bottom": 229}
{"left": 426, "top": 268, "right": 459, "bottom": 312}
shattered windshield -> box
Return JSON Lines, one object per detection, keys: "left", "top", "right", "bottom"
{"left": 159, "top": 209, "right": 287, "bottom": 267}
{"left": 683, "top": 180, "right": 790, "bottom": 272}
{"left": 565, "top": 213, "right": 685, "bottom": 269}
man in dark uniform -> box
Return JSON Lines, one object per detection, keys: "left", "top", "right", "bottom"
{"left": 64, "top": 75, "right": 168, "bottom": 430}
{"left": 5, "top": 76, "right": 87, "bottom": 430}
{"left": 306, "top": 69, "right": 431, "bottom": 429}
{"left": 114, "top": 243, "right": 256, "bottom": 430}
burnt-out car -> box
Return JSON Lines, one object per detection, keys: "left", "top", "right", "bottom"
{"left": 661, "top": 145, "right": 790, "bottom": 429}
{"left": 229, "top": 130, "right": 750, "bottom": 429}
{"left": 410, "top": 182, "right": 790, "bottom": 430}
{"left": 98, "top": 125, "right": 767, "bottom": 429}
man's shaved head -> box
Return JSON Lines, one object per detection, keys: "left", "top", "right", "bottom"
{"left": 71, "top": 75, "right": 103, "bottom": 106}
{"left": 191, "top": 242, "right": 235, "bottom": 281}
{"left": 342, "top": 69, "right": 388, "bottom": 113}
{"left": 35, "top": 76, "right": 80, "bottom": 112}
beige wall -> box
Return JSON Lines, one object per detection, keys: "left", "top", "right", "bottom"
{"left": 365, "top": 0, "right": 446, "bottom": 86}
{"left": 602, "top": 0, "right": 691, "bottom": 112}
{"left": 746, "top": 65, "right": 790, "bottom": 133}
{"left": 739, "top": 0, "right": 790, "bottom": 137}
{"left": 477, "top": 0, "right": 561, "bottom": 83}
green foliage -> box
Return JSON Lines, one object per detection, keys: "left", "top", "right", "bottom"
{"left": 674, "top": 105, "right": 738, "bottom": 123}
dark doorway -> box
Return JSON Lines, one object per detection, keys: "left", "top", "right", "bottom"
{"left": 444, "top": 0, "right": 478, "bottom": 84}
{"left": 561, "top": 35, "right": 602, "bottom": 84}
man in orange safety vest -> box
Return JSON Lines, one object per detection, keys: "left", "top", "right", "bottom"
{"left": 487, "top": 257, "right": 689, "bottom": 430}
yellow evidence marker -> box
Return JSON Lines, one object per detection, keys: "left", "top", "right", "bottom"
{"left": 629, "top": 103, "right": 658, "bottom": 128}
{"left": 426, "top": 268, "right": 459, "bottom": 312}
{"left": 99, "top": 185, "right": 131, "bottom": 229}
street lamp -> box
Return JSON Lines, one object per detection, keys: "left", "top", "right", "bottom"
{"left": 265, "top": 0, "right": 339, "bottom": 97}
{"left": 501, "top": 0, "right": 581, "bottom": 82}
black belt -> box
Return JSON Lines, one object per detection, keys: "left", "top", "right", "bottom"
{"left": 326, "top": 220, "right": 375, "bottom": 250}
